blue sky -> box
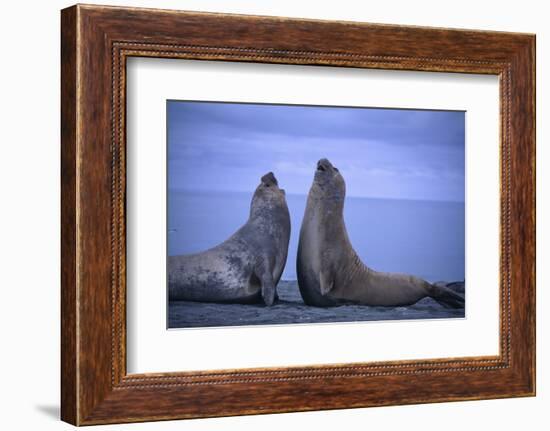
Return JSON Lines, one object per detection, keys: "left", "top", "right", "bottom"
{"left": 167, "top": 101, "right": 465, "bottom": 202}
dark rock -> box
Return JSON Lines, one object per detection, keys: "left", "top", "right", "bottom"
{"left": 168, "top": 280, "right": 465, "bottom": 329}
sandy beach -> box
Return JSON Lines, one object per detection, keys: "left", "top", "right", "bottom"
{"left": 168, "top": 280, "right": 465, "bottom": 328}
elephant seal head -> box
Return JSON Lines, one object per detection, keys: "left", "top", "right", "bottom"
{"left": 250, "top": 172, "right": 288, "bottom": 219}
{"left": 310, "top": 158, "right": 346, "bottom": 207}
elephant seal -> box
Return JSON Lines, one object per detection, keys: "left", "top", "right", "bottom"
{"left": 296, "top": 158, "right": 464, "bottom": 308}
{"left": 168, "top": 172, "right": 290, "bottom": 306}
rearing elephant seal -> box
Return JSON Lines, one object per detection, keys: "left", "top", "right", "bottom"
{"left": 169, "top": 172, "right": 290, "bottom": 306}
{"left": 296, "top": 158, "right": 464, "bottom": 308}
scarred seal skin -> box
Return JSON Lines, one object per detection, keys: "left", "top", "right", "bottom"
{"left": 296, "top": 158, "right": 465, "bottom": 309}
{"left": 168, "top": 172, "right": 290, "bottom": 306}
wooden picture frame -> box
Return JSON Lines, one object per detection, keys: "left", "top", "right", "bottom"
{"left": 61, "top": 4, "right": 535, "bottom": 425}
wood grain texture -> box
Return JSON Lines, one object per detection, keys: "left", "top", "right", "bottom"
{"left": 60, "top": 5, "right": 78, "bottom": 425}
{"left": 60, "top": 4, "right": 536, "bottom": 425}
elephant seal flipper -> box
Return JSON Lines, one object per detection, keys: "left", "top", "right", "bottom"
{"left": 297, "top": 158, "right": 464, "bottom": 309}
{"left": 430, "top": 283, "right": 465, "bottom": 308}
{"left": 169, "top": 172, "right": 290, "bottom": 306}
{"left": 319, "top": 270, "right": 333, "bottom": 296}
{"left": 251, "top": 254, "right": 277, "bottom": 306}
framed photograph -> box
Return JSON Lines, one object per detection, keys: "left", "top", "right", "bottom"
{"left": 165, "top": 100, "right": 466, "bottom": 330}
{"left": 61, "top": 4, "right": 535, "bottom": 425}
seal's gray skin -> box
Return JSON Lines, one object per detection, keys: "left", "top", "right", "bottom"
{"left": 296, "top": 159, "right": 464, "bottom": 308}
{"left": 168, "top": 172, "right": 290, "bottom": 306}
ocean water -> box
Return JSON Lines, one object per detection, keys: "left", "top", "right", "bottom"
{"left": 168, "top": 190, "right": 465, "bottom": 283}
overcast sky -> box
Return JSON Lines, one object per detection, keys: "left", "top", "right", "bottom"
{"left": 167, "top": 101, "right": 465, "bottom": 202}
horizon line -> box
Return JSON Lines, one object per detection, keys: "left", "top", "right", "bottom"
{"left": 168, "top": 187, "right": 465, "bottom": 204}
